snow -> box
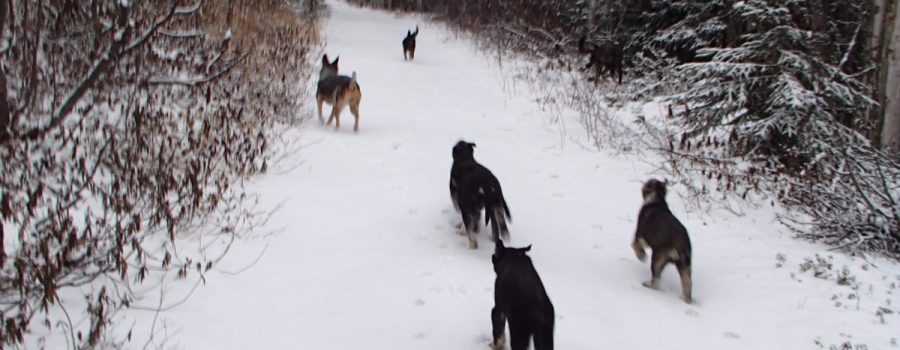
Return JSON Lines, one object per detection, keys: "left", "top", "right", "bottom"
{"left": 38, "top": 0, "right": 896, "bottom": 349}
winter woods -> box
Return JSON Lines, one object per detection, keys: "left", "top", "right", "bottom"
{"left": 0, "top": 0, "right": 318, "bottom": 346}
{"left": 348, "top": 0, "right": 900, "bottom": 259}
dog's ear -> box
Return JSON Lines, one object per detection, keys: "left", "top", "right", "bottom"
{"left": 332, "top": 56, "right": 339, "bottom": 65}
{"left": 468, "top": 142, "right": 476, "bottom": 148}
{"left": 322, "top": 54, "right": 329, "bottom": 65}
{"left": 523, "top": 245, "right": 532, "bottom": 252}
{"left": 413, "top": 26, "right": 419, "bottom": 36}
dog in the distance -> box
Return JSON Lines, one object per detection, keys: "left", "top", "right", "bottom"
{"left": 402, "top": 26, "right": 418, "bottom": 60}
{"left": 449, "top": 140, "right": 511, "bottom": 249}
{"left": 631, "top": 178, "right": 693, "bottom": 303}
{"left": 490, "top": 240, "right": 554, "bottom": 350}
{"left": 578, "top": 36, "right": 624, "bottom": 84}
{"left": 316, "top": 54, "right": 363, "bottom": 132}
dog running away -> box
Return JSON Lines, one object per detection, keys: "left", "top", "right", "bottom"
{"left": 449, "top": 140, "right": 511, "bottom": 249}
{"left": 578, "top": 36, "right": 624, "bottom": 84}
{"left": 316, "top": 54, "right": 363, "bottom": 132}
{"left": 402, "top": 26, "right": 418, "bottom": 61}
{"left": 631, "top": 178, "right": 693, "bottom": 303}
{"left": 490, "top": 240, "right": 555, "bottom": 350}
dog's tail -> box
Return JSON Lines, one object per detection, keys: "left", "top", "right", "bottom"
{"left": 486, "top": 204, "right": 509, "bottom": 240}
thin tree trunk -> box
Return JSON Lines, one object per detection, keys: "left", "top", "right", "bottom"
{"left": 875, "top": 0, "right": 900, "bottom": 154}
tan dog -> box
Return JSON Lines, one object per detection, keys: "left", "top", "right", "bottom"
{"left": 316, "top": 55, "right": 362, "bottom": 132}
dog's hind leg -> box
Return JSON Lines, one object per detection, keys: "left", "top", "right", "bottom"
{"left": 462, "top": 211, "right": 478, "bottom": 249}
{"left": 677, "top": 262, "right": 693, "bottom": 304}
{"left": 643, "top": 251, "right": 669, "bottom": 289}
{"left": 316, "top": 96, "right": 325, "bottom": 124}
{"left": 489, "top": 308, "right": 507, "bottom": 350}
{"left": 532, "top": 325, "right": 554, "bottom": 350}
{"left": 327, "top": 105, "right": 342, "bottom": 131}
{"left": 507, "top": 316, "right": 531, "bottom": 350}
{"left": 350, "top": 103, "right": 360, "bottom": 133}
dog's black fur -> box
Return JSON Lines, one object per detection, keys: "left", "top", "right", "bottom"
{"left": 449, "top": 140, "right": 510, "bottom": 249}
{"left": 490, "top": 240, "right": 554, "bottom": 350}
{"left": 631, "top": 178, "right": 693, "bottom": 303}
{"left": 402, "top": 26, "right": 418, "bottom": 60}
{"left": 578, "top": 36, "right": 624, "bottom": 84}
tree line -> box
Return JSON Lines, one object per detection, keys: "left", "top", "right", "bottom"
{"left": 349, "top": 0, "right": 900, "bottom": 259}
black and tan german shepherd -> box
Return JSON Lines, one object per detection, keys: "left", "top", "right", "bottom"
{"left": 631, "top": 179, "right": 693, "bottom": 303}
{"left": 490, "top": 240, "right": 555, "bottom": 350}
{"left": 316, "top": 54, "right": 363, "bottom": 132}
{"left": 449, "top": 140, "right": 511, "bottom": 249}
{"left": 578, "top": 36, "right": 624, "bottom": 84}
{"left": 402, "top": 26, "right": 418, "bottom": 61}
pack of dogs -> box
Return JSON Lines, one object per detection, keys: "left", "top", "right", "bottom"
{"left": 317, "top": 26, "right": 692, "bottom": 350}
{"left": 446, "top": 140, "right": 692, "bottom": 350}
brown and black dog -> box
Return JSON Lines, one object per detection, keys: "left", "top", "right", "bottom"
{"left": 402, "top": 26, "right": 418, "bottom": 61}
{"left": 450, "top": 141, "right": 511, "bottom": 249}
{"left": 578, "top": 36, "right": 624, "bottom": 84}
{"left": 631, "top": 179, "right": 693, "bottom": 303}
{"left": 316, "top": 54, "right": 363, "bottom": 132}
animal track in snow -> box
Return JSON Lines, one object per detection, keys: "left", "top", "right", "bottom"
{"left": 724, "top": 332, "right": 740, "bottom": 339}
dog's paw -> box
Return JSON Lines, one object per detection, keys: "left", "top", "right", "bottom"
{"left": 468, "top": 236, "right": 478, "bottom": 249}
{"left": 489, "top": 334, "right": 506, "bottom": 350}
{"left": 642, "top": 280, "right": 659, "bottom": 289}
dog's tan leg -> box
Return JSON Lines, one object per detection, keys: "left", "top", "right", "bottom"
{"left": 643, "top": 251, "right": 667, "bottom": 289}
{"left": 678, "top": 264, "right": 693, "bottom": 304}
{"left": 350, "top": 103, "right": 360, "bottom": 132}
{"left": 327, "top": 102, "right": 343, "bottom": 130}
{"left": 332, "top": 107, "right": 341, "bottom": 130}
{"left": 466, "top": 218, "right": 478, "bottom": 249}
{"left": 467, "top": 232, "right": 478, "bottom": 249}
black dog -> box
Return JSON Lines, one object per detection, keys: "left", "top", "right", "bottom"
{"left": 402, "top": 26, "right": 418, "bottom": 60}
{"left": 449, "top": 140, "right": 510, "bottom": 249}
{"left": 631, "top": 178, "right": 693, "bottom": 303}
{"left": 490, "top": 240, "right": 554, "bottom": 350}
{"left": 578, "top": 36, "right": 624, "bottom": 84}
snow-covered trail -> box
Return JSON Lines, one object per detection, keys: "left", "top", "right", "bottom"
{"left": 159, "top": 1, "right": 898, "bottom": 349}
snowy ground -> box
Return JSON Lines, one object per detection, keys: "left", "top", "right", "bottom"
{"left": 106, "top": 1, "right": 900, "bottom": 349}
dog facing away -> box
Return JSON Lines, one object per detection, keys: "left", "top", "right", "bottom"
{"left": 631, "top": 178, "right": 693, "bottom": 303}
{"left": 402, "top": 26, "right": 418, "bottom": 60}
{"left": 449, "top": 141, "right": 511, "bottom": 249}
{"left": 316, "top": 54, "right": 363, "bottom": 132}
{"left": 578, "top": 36, "right": 624, "bottom": 84}
{"left": 490, "top": 240, "right": 554, "bottom": 350}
